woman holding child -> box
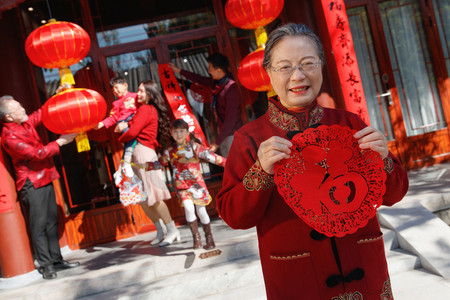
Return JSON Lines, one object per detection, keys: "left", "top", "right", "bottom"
{"left": 116, "top": 80, "right": 180, "bottom": 246}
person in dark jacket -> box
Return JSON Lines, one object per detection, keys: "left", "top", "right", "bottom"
{"left": 169, "top": 53, "right": 243, "bottom": 157}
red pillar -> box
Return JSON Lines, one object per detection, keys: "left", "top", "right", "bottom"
{"left": 0, "top": 146, "right": 35, "bottom": 277}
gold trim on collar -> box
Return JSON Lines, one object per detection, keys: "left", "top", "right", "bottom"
{"left": 268, "top": 101, "right": 324, "bottom": 132}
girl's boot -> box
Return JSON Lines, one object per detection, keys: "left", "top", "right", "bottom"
{"left": 150, "top": 219, "right": 166, "bottom": 246}
{"left": 159, "top": 221, "right": 181, "bottom": 247}
{"left": 188, "top": 220, "right": 202, "bottom": 249}
{"left": 202, "top": 223, "right": 216, "bottom": 250}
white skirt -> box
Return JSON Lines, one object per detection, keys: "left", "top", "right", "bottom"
{"left": 132, "top": 143, "right": 171, "bottom": 206}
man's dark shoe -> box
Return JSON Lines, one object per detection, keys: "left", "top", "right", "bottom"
{"left": 42, "top": 264, "right": 57, "bottom": 279}
{"left": 54, "top": 260, "right": 80, "bottom": 271}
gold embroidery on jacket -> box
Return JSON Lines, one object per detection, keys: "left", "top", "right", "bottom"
{"left": 243, "top": 160, "right": 274, "bottom": 191}
{"left": 268, "top": 101, "right": 324, "bottom": 131}
{"left": 380, "top": 278, "right": 393, "bottom": 300}
{"left": 270, "top": 252, "right": 310, "bottom": 260}
{"left": 383, "top": 157, "right": 394, "bottom": 173}
{"left": 357, "top": 235, "right": 383, "bottom": 244}
{"left": 331, "top": 291, "right": 363, "bottom": 300}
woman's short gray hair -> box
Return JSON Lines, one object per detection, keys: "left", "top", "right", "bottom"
{"left": 263, "top": 23, "right": 325, "bottom": 70}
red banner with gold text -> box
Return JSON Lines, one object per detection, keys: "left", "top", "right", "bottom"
{"left": 321, "top": 0, "right": 370, "bottom": 125}
{"left": 158, "top": 64, "right": 209, "bottom": 146}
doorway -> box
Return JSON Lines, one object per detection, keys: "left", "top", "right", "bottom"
{"left": 346, "top": 0, "right": 450, "bottom": 167}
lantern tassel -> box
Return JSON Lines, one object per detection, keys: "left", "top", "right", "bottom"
{"left": 59, "top": 66, "right": 75, "bottom": 86}
{"left": 75, "top": 132, "right": 91, "bottom": 152}
{"left": 255, "top": 26, "right": 268, "bottom": 48}
{"left": 255, "top": 27, "right": 275, "bottom": 97}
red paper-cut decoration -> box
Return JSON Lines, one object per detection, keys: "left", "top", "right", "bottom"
{"left": 274, "top": 125, "right": 386, "bottom": 237}
{"left": 225, "top": 0, "right": 284, "bottom": 29}
{"left": 25, "top": 20, "right": 91, "bottom": 69}
{"left": 237, "top": 47, "right": 272, "bottom": 92}
{"left": 42, "top": 88, "right": 107, "bottom": 134}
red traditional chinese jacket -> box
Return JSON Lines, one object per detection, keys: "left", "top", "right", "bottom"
{"left": 118, "top": 104, "right": 158, "bottom": 150}
{"left": 216, "top": 98, "right": 409, "bottom": 300}
{"left": 1, "top": 109, "right": 60, "bottom": 190}
{"left": 101, "top": 91, "right": 137, "bottom": 129}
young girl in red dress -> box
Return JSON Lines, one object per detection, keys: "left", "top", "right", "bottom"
{"left": 148, "top": 119, "right": 226, "bottom": 250}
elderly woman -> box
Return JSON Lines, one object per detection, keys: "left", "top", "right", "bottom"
{"left": 116, "top": 80, "right": 180, "bottom": 247}
{"left": 216, "top": 23, "right": 409, "bottom": 299}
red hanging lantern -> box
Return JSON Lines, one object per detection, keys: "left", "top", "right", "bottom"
{"left": 225, "top": 0, "right": 284, "bottom": 29}
{"left": 25, "top": 20, "right": 90, "bottom": 69}
{"left": 41, "top": 88, "right": 107, "bottom": 134}
{"left": 225, "top": 0, "right": 284, "bottom": 93}
{"left": 237, "top": 47, "right": 271, "bottom": 92}
{"left": 25, "top": 19, "right": 91, "bottom": 85}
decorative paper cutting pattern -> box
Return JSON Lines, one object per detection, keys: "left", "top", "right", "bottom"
{"left": 274, "top": 125, "right": 386, "bottom": 237}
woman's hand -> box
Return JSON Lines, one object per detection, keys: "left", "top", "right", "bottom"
{"left": 168, "top": 63, "right": 181, "bottom": 74}
{"left": 114, "top": 121, "right": 128, "bottom": 133}
{"left": 354, "top": 126, "right": 388, "bottom": 159}
{"left": 257, "top": 136, "right": 292, "bottom": 175}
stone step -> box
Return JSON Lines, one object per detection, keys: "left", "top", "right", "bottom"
{"left": 386, "top": 248, "right": 421, "bottom": 274}
{"left": 390, "top": 268, "right": 450, "bottom": 300}
{"left": 381, "top": 226, "right": 399, "bottom": 251}
{"left": 381, "top": 224, "right": 422, "bottom": 274}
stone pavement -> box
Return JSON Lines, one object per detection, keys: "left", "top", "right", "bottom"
{"left": 2, "top": 163, "right": 450, "bottom": 299}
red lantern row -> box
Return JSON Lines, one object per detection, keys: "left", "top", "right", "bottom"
{"left": 25, "top": 20, "right": 91, "bottom": 69}
{"left": 225, "top": 0, "right": 284, "bottom": 92}
{"left": 42, "top": 88, "right": 106, "bottom": 134}
{"left": 225, "top": 0, "right": 284, "bottom": 29}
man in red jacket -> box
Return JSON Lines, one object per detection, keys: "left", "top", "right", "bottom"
{"left": 0, "top": 95, "right": 80, "bottom": 280}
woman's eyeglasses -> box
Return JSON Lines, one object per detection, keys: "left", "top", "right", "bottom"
{"left": 270, "top": 61, "right": 321, "bottom": 76}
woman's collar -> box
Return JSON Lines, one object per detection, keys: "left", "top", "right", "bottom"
{"left": 268, "top": 97, "right": 324, "bottom": 132}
